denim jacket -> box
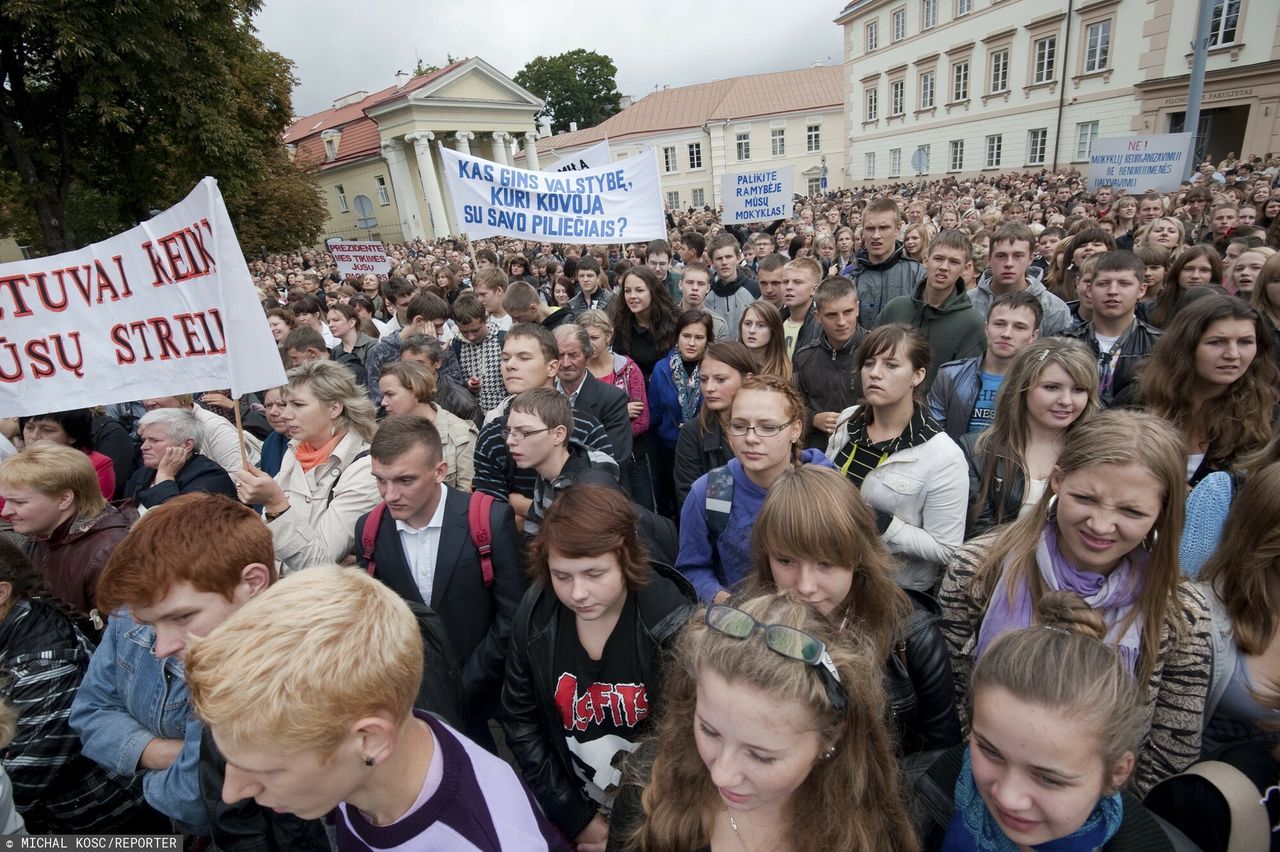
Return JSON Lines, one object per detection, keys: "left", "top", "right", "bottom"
{"left": 69, "top": 612, "right": 209, "bottom": 834}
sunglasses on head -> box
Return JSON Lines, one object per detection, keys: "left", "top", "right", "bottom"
{"left": 704, "top": 604, "right": 848, "bottom": 714}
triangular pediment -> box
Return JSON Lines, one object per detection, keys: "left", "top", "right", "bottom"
{"left": 411, "top": 58, "right": 543, "bottom": 108}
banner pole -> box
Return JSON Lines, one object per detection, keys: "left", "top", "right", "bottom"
{"left": 232, "top": 400, "right": 250, "bottom": 472}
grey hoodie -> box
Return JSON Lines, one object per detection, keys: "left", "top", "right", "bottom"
{"left": 970, "top": 266, "right": 1074, "bottom": 337}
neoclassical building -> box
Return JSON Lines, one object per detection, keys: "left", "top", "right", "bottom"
{"left": 286, "top": 57, "right": 544, "bottom": 242}
{"left": 836, "top": 0, "right": 1280, "bottom": 183}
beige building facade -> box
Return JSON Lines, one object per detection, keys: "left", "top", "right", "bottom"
{"left": 285, "top": 57, "right": 544, "bottom": 242}
{"left": 836, "top": 0, "right": 1280, "bottom": 184}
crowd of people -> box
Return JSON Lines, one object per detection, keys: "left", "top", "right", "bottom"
{"left": 1, "top": 159, "right": 1279, "bottom": 849}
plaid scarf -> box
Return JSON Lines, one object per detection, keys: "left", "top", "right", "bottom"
{"left": 669, "top": 350, "right": 702, "bottom": 423}
{"left": 832, "top": 404, "right": 941, "bottom": 487}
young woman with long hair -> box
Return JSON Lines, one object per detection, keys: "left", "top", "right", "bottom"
{"left": 1138, "top": 293, "right": 1278, "bottom": 485}
{"left": 939, "top": 409, "right": 1214, "bottom": 795}
{"left": 963, "top": 340, "right": 1100, "bottom": 538}
{"left": 649, "top": 310, "right": 714, "bottom": 454}
{"left": 826, "top": 324, "right": 968, "bottom": 592}
{"left": 672, "top": 342, "right": 756, "bottom": 510}
{"left": 917, "top": 598, "right": 1190, "bottom": 849}
{"left": 609, "top": 265, "right": 679, "bottom": 379}
{"left": 738, "top": 300, "right": 792, "bottom": 380}
{"left": 1137, "top": 216, "right": 1187, "bottom": 255}
{"left": 501, "top": 485, "right": 694, "bottom": 852}
{"left": 1148, "top": 244, "right": 1224, "bottom": 328}
{"left": 1251, "top": 252, "right": 1280, "bottom": 364}
{"left": 677, "top": 376, "right": 832, "bottom": 603}
{"left": 749, "top": 465, "right": 962, "bottom": 755}
{"left": 609, "top": 593, "right": 919, "bottom": 852}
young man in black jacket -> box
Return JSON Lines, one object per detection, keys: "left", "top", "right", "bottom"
{"left": 793, "top": 276, "right": 865, "bottom": 450}
{"left": 1063, "top": 250, "right": 1159, "bottom": 407}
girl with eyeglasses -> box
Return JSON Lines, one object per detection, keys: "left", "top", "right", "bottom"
{"left": 608, "top": 593, "right": 919, "bottom": 851}
{"left": 939, "top": 410, "right": 1213, "bottom": 796}
{"left": 915, "top": 594, "right": 1190, "bottom": 850}
{"left": 826, "top": 324, "right": 968, "bottom": 593}
{"left": 672, "top": 342, "right": 757, "bottom": 511}
{"left": 501, "top": 485, "right": 695, "bottom": 852}
{"left": 749, "top": 465, "right": 962, "bottom": 756}
{"left": 677, "top": 376, "right": 833, "bottom": 603}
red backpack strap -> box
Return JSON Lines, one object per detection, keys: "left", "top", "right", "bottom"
{"left": 361, "top": 502, "right": 387, "bottom": 576}
{"left": 468, "top": 491, "right": 496, "bottom": 587}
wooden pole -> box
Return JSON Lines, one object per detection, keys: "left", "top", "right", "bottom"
{"left": 232, "top": 399, "right": 250, "bottom": 472}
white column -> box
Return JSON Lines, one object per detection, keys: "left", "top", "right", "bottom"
{"left": 380, "top": 138, "right": 427, "bottom": 241}
{"left": 436, "top": 138, "right": 461, "bottom": 236}
{"left": 490, "top": 132, "right": 511, "bottom": 166}
{"left": 454, "top": 131, "right": 474, "bottom": 157}
{"left": 523, "top": 132, "right": 541, "bottom": 171}
{"left": 406, "top": 131, "right": 450, "bottom": 239}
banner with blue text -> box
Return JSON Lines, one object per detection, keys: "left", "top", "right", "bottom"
{"left": 720, "top": 166, "right": 795, "bottom": 224}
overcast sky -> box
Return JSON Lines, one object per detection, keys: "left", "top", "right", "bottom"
{"left": 253, "top": 0, "right": 847, "bottom": 119}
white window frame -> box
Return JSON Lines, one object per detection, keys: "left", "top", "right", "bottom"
{"left": 892, "top": 8, "right": 906, "bottom": 41}
{"left": 1075, "top": 121, "right": 1099, "bottom": 161}
{"left": 688, "top": 142, "right": 703, "bottom": 169}
{"left": 985, "top": 134, "right": 1002, "bottom": 168}
{"left": 662, "top": 146, "right": 677, "bottom": 173}
{"left": 920, "top": 71, "right": 935, "bottom": 109}
{"left": 1209, "top": 0, "right": 1240, "bottom": 47}
{"left": 990, "top": 49, "right": 1009, "bottom": 93}
{"left": 1084, "top": 20, "right": 1111, "bottom": 73}
{"left": 890, "top": 148, "right": 902, "bottom": 177}
{"left": 952, "top": 60, "right": 969, "bottom": 102}
{"left": 865, "top": 152, "right": 877, "bottom": 179}
{"left": 691, "top": 188, "right": 705, "bottom": 207}
{"left": 1027, "top": 128, "right": 1047, "bottom": 165}
{"left": 771, "top": 128, "right": 785, "bottom": 157}
{"left": 807, "top": 176, "right": 822, "bottom": 195}
{"left": 922, "top": 0, "right": 938, "bottom": 29}
{"left": 806, "top": 124, "right": 821, "bottom": 152}
{"left": 374, "top": 175, "right": 390, "bottom": 206}
{"left": 866, "top": 88, "right": 879, "bottom": 121}
{"left": 1033, "top": 36, "right": 1056, "bottom": 84}
{"left": 736, "top": 132, "right": 751, "bottom": 161}
{"left": 866, "top": 20, "right": 879, "bottom": 51}
{"left": 949, "top": 139, "right": 964, "bottom": 171}
{"left": 666, "top": 190, "right": 680, "bottom": 209}
{"left": 890, "top": 80, "right": 905, "bottom": 115}
{"left": 957, "top": 0, "right": 972, "bottom": 15}
{"left": 335, "top": 184, "right": 349, "bottom": 213}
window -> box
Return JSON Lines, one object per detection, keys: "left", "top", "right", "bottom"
{"left": 892, "top": 8, "right": 906, "bottom": 40}
{"left": 865, "top": 88, "right": 879, "bottom": 121}
{"left": 866, "top": 21, "right": 879, "bottom": 51}
{"left": 335, "top": 184, "right": 349, "bottom": 213}
{"left": 666, "top": 190, "right": 680, "bottom": 209}
{"left": 323, "top": 138, "right": 337, "bottom": 160}
{"left": 917, "top": 144, "right": 932, "bottom": 174}
{"left": 1033, "top": 36, "right": 1057, "bottom": 84}
{"left": 374, "top": 175, "right": 390, "bottom": 206}
{"left": 663, "top": 146, "right": 677, "bottom": 173}
{"left": 736, "top": 132, "right": 750, "bottom": 161}
{"left": 957, "top": 0, "right": 972, "bottom": 15}
{"left": 771, "top": 128, "right": 785, "bottom": 156}
{"left": 808, "top": 177, "right": 822, "bottom": 195}
{"left": 865, "top": 152, "right": 877, "bottom": 179}
{"left": 1075, "top": 121, "right": 1099, "bottom": 160}
{"left": 890, "top": 148, "right": 902, "bottom": 177}
{"left": 949, "top": 140, "right": 964, "bottom": 171}
{"left": 919, "top": 71, "right": 935, "bottom": 108}
{"left": 1027, "top": 128, "right": 1047, "bottom": 165}
{"left": 1209, "top": 0, "right": 1240, "bottom": 46}
{"left": 985, "top": 134, "right": 1002, "bottom": 168}
{"left": 806, "top": 124, "right": 821, "bottom": 152}
{"left": 688, "top": 142, "right": 703, "bottom": 169}
{"left": 922, "top": 0, "right": 937, "bottom": 29}
{"left": 1084, "top": 20, "right": 1110, "bottom": 73}
{"left": 691, "top": 188, "right": 705, "bottom": 207}
{"left": 890, "top": 80, "right": 905, "bottom": 115}
{"left": 952, "top": 61, "right": 969, "bottom": 102}
{"left": 989, "top": 49, "right": 1009, "bottom": 93}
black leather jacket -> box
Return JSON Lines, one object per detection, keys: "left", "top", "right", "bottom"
{"left": 1063, "top": 317, "right": 1161, "bottom": 407}
{"left": 959, "top": 431, "right": 1025, "bottom": 539}
{"left": 500, "top": 563, "right": 695, "bottom": 840}
{"left": 885, "top": 590, "right": 964, "bottom": 755}
{"left": 673, "top": 419, "right": 732, "bottom": 510}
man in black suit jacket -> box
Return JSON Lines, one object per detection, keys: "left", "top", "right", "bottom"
{"left": 552, "top": 323, "right": 632, "bottom": 464}
{"left": 356, "top": 416, "right": 527, "bottom": 748}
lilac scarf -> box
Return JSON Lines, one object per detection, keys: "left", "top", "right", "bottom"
{"left": 975, "top": 523, "right": 1145, "bottom": 672}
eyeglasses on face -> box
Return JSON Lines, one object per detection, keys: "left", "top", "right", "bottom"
{"left": 724, "top": 419, "right": 793, "bottom": 438}
{"left": 501, "top": 426, "right": 551, "bottom": 442}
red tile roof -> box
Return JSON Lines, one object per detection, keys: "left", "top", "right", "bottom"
{"left": 531, "top": 65, "right": 844, "bottom": 156}
{"left": 285, "top": 59, "right": 468, "bottom": 168}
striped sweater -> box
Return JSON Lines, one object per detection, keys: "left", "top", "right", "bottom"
{"left": 938, "top": 535, "right": 1213, "bottom": 796}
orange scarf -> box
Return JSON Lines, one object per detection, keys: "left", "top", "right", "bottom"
{"left": 294, "top": 431, "right": 344, "bottom": 472}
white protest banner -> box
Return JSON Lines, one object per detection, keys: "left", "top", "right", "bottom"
{"left": 721, "top": 166, "right": 795, "bottom": 224}
{"left": 0, "top": 177, "right": 287, "bottom": 418}
{"left": 328, "top": 239, "right": 391, "bottom": 280}
{"left": 551, "top": 140, "right": 611, "bottom": 173}
{"left": 1087, "top": 133, "right": 1193, "bottom": 194}
{"left": 440, "top": 146, "right": 666, "bottom": 243}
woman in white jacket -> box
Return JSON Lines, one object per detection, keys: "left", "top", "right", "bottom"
{"left": 827, "top": 324, "right": 968, "bottom": 592}
{"left": 236, "top": 360, "right": 380, "bottom": 574}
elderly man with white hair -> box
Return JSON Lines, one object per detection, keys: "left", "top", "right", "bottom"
{"left": 122, "top": 408, "right": 237, "bottom": 508}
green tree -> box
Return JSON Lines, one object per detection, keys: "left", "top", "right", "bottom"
{"left": 0, "top": 0, "right": 325, "bottom": 256}
{"left": 514, "top": 49, "right": 622, "bottom": 134}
